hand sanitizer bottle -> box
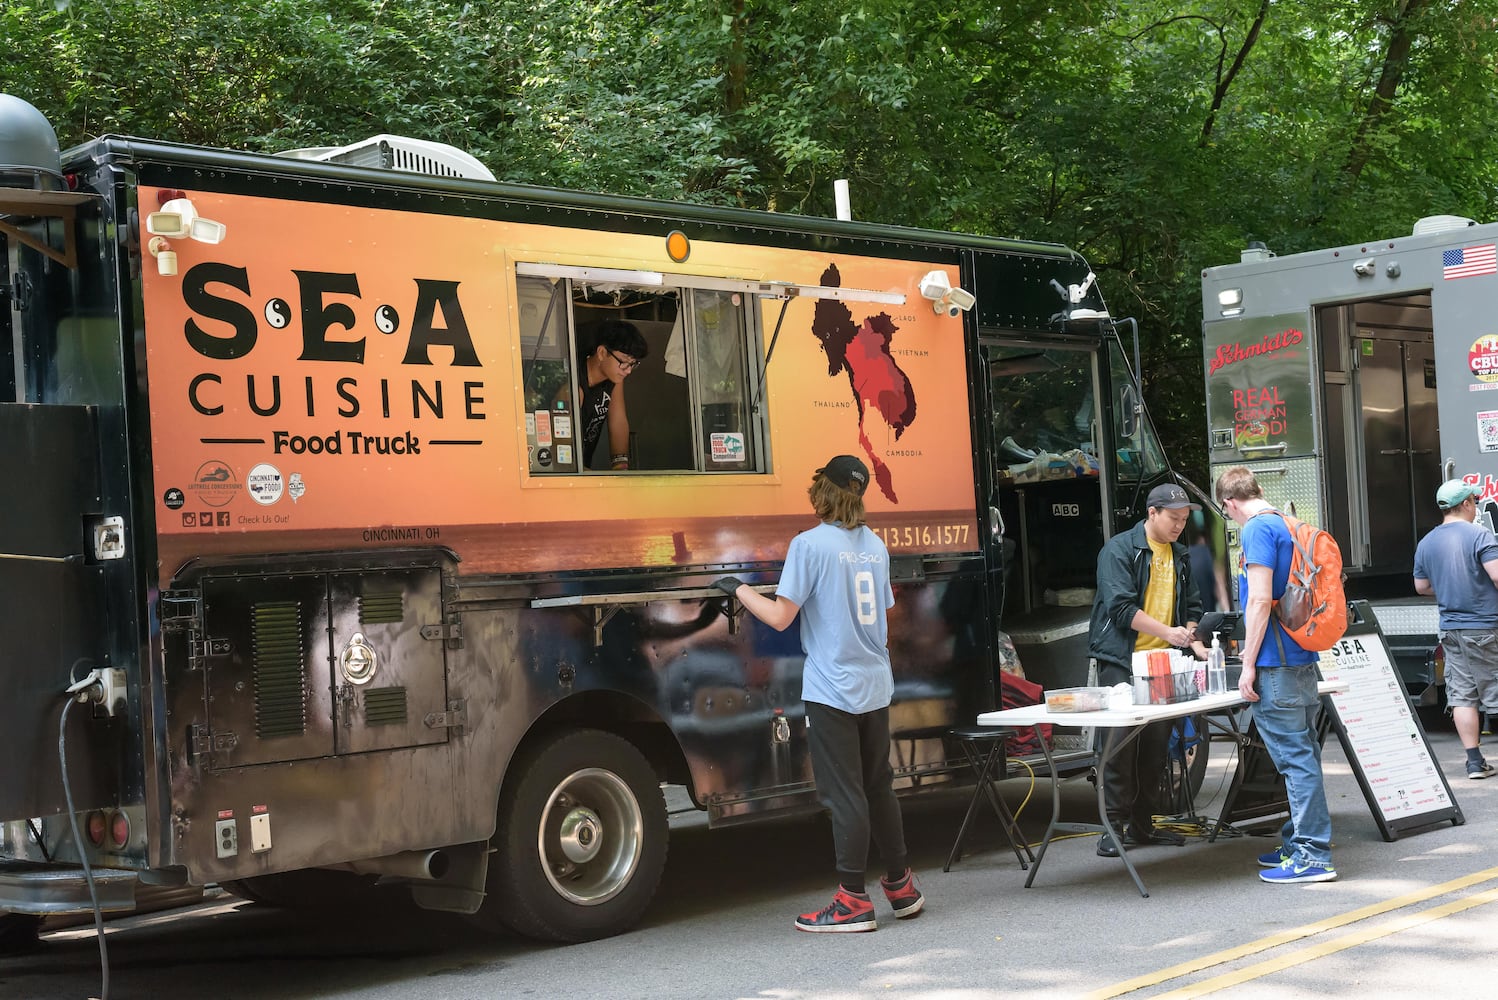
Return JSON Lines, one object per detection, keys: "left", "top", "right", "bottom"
{"left": 1207, "top": 633, "right": 1228, "bottom": 694}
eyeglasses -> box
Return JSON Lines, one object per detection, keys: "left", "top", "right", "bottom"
{"left": 609, "top": 350, "right": 640, "bottom": 373}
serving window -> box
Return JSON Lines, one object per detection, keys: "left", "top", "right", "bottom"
{"left": 517, "top": 265, "right": 766, "bottom": 475}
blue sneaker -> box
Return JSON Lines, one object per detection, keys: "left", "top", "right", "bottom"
{"left": 1256, "top": 845, "right": 1290, "bottom": 868}
{"left": 1259, "top": 859, "right": 1337, "bottom": 884}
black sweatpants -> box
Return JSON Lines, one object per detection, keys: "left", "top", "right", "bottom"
{"left": 1097, "top": 661, "right": 1171, "bottom": 831}
{"left": 805, "top": 700, "right": 908, "bottom": 888}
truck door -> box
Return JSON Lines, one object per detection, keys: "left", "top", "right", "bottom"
{"left": 983, "top": 332, "right": 1174, "bottom": 688}
{"left": 985, "top": 341, "right": 1105, "bottom": 621}
{"left": 984, "top": 339, "right": 1109, "bottom": 688}
{"left": 1105, "top": 337, "right": 1173, "bottom": 519}
{"left": 201, "top": 574, "right": 337, "bottom": 767}
{"left": 1315, "top": 296, "right": 1440, "bottom": 572}
{"left": 329, "top": 568, "right": 451, "bottom": 755}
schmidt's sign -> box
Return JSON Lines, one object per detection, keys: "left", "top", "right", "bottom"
{"left": 1208, "top": 327, "right": 1305, "bottom": 375}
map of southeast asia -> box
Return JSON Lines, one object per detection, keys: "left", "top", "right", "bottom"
{"left": 810, "top": 263, "right": 916, "bottom": 503}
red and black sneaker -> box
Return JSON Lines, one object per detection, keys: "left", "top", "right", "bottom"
{"left": 880, "top": 869, "right": 925, "bottom": 919}
{"left": 793, "top": 887, "right": 877, "bottom": 933}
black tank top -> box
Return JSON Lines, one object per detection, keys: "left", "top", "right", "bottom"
{"left": 579, "top": 378, "right": 614, "bottom": 464}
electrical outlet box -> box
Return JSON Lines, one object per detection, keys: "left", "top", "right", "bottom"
{"left": 249, "top": 813, "right": 272, "bottom": 853}
{"left": 98, "top": 668, "right": 128, "bottom": 718}
{"left": 215, "top": 818, "right": 238, "bottom": 859}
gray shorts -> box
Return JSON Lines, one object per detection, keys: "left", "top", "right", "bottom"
{"left": 1441, "top": 629, "right": 1498, "bottom": 709}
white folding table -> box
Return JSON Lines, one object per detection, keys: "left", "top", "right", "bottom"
{"left": 977, "top": 681, "right": 1347, "bottom": 897}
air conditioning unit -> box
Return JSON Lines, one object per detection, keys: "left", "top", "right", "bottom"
{"left": 276, "top": 134, "right": 495, "bottom": 181}
{"left": 1412, "top": 215, "right": 1476, "bottom": 237}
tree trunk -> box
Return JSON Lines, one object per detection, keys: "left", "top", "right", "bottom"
{"left": 1343, "top": 0, "right": 1430, "bottom": 184}
{"left": 726, "top": 0, "right": 747, "bottom": 115}
{"left": 1200, "top": 0, "right": 1271, "bottom": 147}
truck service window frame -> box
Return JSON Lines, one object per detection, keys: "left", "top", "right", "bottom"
{"left": 516, "top": 264, "right": 767, "bottom": 476}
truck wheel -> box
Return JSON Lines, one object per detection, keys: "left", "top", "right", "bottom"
{"left": 473, "top": 729, "right": 667, "bottom": 942}
{"left": 221, "top": 870, "right": 382, "bottom": 908}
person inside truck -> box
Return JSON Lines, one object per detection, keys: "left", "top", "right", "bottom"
{"left": 576, "top": 319, "right": 650, "bottom": 470}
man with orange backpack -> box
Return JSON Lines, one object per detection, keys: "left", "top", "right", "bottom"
{"left": 1216, "top": 466, "right": 1336, "bottom": 884}
{"left": 1413, "top": 479, "right": 1498, "bottom": 781}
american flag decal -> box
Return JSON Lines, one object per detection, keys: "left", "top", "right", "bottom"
{"left": 1443, "top": 243, "right": 1497, "bottom": 280}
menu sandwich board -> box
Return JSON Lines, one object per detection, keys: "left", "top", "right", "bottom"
{"left": 1319, "top": 602, "right": 1464, "bottom": 840}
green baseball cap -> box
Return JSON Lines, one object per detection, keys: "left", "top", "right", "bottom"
{"left": 1436, "top": 479, "right": 1480, "bottom": 509}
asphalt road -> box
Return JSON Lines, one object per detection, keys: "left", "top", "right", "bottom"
{"left": 4, "top": 725, "right": 1496, "bottom": 1000}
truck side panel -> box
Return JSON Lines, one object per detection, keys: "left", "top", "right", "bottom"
{"left": 0, "top": 403, "right": 116, "bottom": 820}
{"left": 137, "top": 183, "right": 980, "bottom": 580}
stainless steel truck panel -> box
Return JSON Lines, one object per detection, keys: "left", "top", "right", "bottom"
{"left": 1202, "top": 220, "right": 1498, "bottom": 690}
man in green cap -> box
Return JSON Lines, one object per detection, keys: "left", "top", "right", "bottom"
{"left": 1414, "top": 478, "right": 1498, "bottom": 779}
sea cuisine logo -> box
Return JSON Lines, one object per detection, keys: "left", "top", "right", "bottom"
{"left": 187, "top": 459, "right": 240, "bottom": 507}
{"left": 1208, "top": 327, "right": 1304, "bottom": 375}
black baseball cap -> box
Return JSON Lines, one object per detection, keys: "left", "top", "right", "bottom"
{"left": 818, "top": 455, "right": 870, "bottom": 494}
{"left": 1147, "top": 483, "right": 1201, "bottom": 511}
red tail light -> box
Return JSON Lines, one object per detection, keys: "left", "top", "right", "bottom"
{"left": 109, "top": 811, "right": 131, "bottom": 848}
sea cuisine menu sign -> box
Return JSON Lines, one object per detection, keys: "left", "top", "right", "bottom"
{"left": 1319, "top": 613, "right": 1464, "bottom": 840}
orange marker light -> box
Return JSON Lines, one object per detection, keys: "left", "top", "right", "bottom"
{"left": 665, "top": 230, "right": 690, "bottom": 263}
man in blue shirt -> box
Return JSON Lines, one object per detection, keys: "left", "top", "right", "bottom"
{"left": 1413, "top": 479, "right": 1498, "bottom": 780}
{"left": 715, "top": 455, "right": 922, "bottom": 933}
{"left": 1216, "top": 466, "right": 1335, "bottom": 884}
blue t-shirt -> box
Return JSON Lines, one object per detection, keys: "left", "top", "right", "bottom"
{"left": 1413, "top": 520, "right": 1498, "bottom": 630}
{"left": 775, "top": 521, "right": 896, "bottom": 714}
{"left": 1238, "top": 511, "right": 1317, "bottom": 666}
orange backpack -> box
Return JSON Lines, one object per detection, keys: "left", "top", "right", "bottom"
{"left": 1269, "top": 511, "right": 1347, "bottom": 652}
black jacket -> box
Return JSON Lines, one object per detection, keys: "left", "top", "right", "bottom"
{"left": 1087, "top": 519, "right": 1203, "bottom": 672}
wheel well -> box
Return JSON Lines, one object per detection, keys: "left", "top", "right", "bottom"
{"left": 512, "top": 690, "right": 692, "bottom": 791}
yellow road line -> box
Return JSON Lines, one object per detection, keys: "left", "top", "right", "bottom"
{"left": 1084, "top": 865, "right": 1498, "bottom": 999}
{"left": 1151, "top": 885, "right": 1498, "bottom": 998}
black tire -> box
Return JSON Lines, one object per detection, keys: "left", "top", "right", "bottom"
{"left": 221, "top": 869, "right": 383, "bottom": 909}
{"left": 471, "top": 729, "right": 668, "bottom": 943}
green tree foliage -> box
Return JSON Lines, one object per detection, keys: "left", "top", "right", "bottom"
{"left": 5, "top": 0, "right": 1498, "bottom": 480}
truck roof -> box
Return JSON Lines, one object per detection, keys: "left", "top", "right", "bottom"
{"left": 1202, "top": 218, "right": 1498, "bottom": 283}
{"left": 77, "top": 133, "right": 1082, "bottom": 264}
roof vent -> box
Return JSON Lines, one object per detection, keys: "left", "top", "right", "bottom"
{"left": 0, "top": 94, "right": 64, "bottom": 192}
{"left": 275, "top": 134, "right": 494, "bottom": 181}
{"left": 1412, "top": 215, "right": 1476, "bottom": 237}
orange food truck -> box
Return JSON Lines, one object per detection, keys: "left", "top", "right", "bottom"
{"left": 0, "top": 93, "right": 1183, "bottom": 944}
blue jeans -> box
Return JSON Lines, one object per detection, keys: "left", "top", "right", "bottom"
{"left": 1251, "top": 664, "right": 1332, "bottom": 867}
